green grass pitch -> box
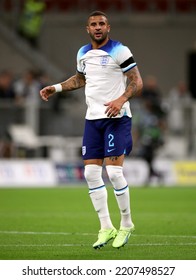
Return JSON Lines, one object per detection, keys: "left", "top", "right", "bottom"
{"left": 0, "top": 185, "right": 195, "bottom": 260}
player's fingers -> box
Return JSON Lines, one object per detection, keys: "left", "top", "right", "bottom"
{"left": 106, "top": 107, "right": 117, "bottom": 117}
{"left": 104, "top": 101, "right": 113, "bottom": 113}
{"left": 40, "top": 86, "right": 55, "bottom": 100}
{"left": 105, "top": 104, "right": 118, "bottom": 113}
{"left": 40, "top": 90, "right": 49, "bottom": 101}
{"left": 42, "top": 96, "right": 48, "bottom": 101}
{"left": 104, "top": 103, "right": 110, "bottom": 113}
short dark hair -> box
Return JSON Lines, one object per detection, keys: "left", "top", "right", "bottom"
{"left": 87, "top": 11, "right": 109, "bottom": 25}
{"left": 88, "top": 11, "right": 108, "bottom": 18}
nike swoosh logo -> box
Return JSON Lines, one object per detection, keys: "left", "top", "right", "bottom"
{"left": 107, "top": 148, "right": 116, "bottom": 153}
{"left": 116, "top": 193, "right": 124, "bottom": 197}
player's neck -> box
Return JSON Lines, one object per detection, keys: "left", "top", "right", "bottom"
{"left": 91, "top": 37, "right": 109, "bottom": 49}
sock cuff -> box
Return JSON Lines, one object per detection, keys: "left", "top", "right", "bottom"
{"left": 114, "top": 185, "right": 128, "bottom": 194}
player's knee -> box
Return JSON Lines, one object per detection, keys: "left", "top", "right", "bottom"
{"left": 106, "top": 165, "right": 127, "bottom": 190}
{"left": 84, "top": 164, "right": 104, "bottom": 190}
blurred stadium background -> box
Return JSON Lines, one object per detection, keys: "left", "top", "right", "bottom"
{"left": 0, "top": 0, "right": 196, "bottom": 187}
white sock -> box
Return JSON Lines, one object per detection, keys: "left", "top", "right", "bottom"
{"left": 114, "top": 187, "right": 133, "bottom": 228}
{"left": 90, "top": 187, "right": 114, "bottom": 230}
{"left": 106, "top": 165, "right": 133, "bottom": 229}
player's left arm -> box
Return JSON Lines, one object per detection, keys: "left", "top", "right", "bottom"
{"left": 123, "top": 65, "right": 143, "bottom": 99}
{"left": 105, "top": 66, "right": 143, "bottom": 117}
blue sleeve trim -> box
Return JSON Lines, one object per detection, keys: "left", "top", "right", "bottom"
{"left": 123, "top": 63, "right": 137, "bottom": 73}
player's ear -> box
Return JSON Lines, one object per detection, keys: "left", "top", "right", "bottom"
{"left": 86, "top": 26, "right": 89, "bottom": 34}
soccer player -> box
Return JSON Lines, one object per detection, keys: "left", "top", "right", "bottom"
{"left": 40, "top": 11, "right": 143, "bottom": 249}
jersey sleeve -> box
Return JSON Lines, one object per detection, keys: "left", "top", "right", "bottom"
{"left": 116, "top": 45, "right": 137, "bottom": 73}
{"left": 76, "top": 48, "right": 84, "bottom": 74}
{"left": 76, "top": 44, "right": 91, "bottom": 74}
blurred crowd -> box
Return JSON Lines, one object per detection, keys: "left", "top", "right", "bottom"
{"left": 0, "top": 68, "right": 76, "bottom": 156}
{"left": 0, "top": 69, "right": 48, "bottom": 104}
{"left": 0, "top": 68, "right": 45, "bottom": 158}
{"left": 131, "top": 75, "right": 192, "bottom": 183}
{"left": 0, "top": 68, "right": 194, "bottom": 182}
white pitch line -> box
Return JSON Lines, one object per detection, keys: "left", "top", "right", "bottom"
{"left": 0, "top": 244, "right": 83, "bottom": 247}
{"left": 0, "top": 231, "right": 196, "bottom": 239}
{"left": 136, "top": 234, "right": 196, "bottom": 239}
{"left": 0, "top": 231, "right": 94, "bottom": 236}
{"left": 0, "top": 243, "right": 195, "bottom": 247}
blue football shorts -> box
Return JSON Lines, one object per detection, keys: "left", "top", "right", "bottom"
{"left": 82, "top": 116, "right": 132, "bottom": 160}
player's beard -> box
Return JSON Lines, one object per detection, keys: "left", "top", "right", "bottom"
{"left": 90, "top": 31, "right": 109, "bottom": 45}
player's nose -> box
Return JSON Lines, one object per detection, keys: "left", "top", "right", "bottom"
{"left": 95, "top": 24, "right": 101, "bottom": 30}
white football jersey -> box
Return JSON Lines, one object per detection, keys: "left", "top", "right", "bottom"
{"left": 77, "top": 39, "right": 137, "bottom": 120}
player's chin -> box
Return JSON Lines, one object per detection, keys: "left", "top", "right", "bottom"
{"left": 94, "top": 36, "right": 104, "bottom": 43}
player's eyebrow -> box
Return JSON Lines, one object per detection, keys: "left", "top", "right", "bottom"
{"left": 90, "top": 20, "right": 106, "bottom": 26}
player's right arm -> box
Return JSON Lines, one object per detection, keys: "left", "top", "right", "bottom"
{"left": 40, "top": 72, "right": 85, "bottom": 101}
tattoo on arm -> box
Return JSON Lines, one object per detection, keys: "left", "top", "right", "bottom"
{"left": 123, "top": 66, "right": 143, "bottom": 100}
{"left": 61, "top": 74, "right": 85, "bottom": 91}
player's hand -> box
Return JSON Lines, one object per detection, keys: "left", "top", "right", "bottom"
{"left": 104, "top": 101, "right": 120, "bottom": 117}
{"left": 104, "top": 96, "right": 126, "bottom": 118}
{"left": 40, "top": 86, "right": 56, "bottom": 101}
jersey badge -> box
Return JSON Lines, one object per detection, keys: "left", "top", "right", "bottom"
{"left": 82, "top": 146, "right": 86, "bottom": 156}
{"left": 100, "top": 56, "right": 109, "bottom": 67}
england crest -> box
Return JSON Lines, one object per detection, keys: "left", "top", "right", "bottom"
{"left": 100, "top": 56, "right": 109, "bottom": 66}
{"left": 82, "top": 146, "right": 86, "bottom": 156}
